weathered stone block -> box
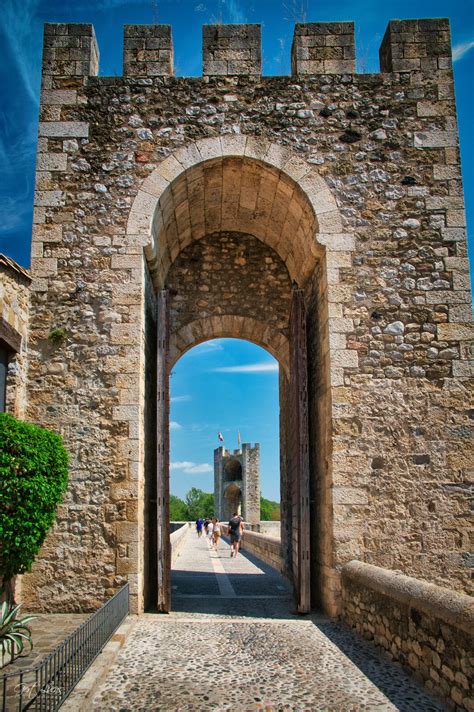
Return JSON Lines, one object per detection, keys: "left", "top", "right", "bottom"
{"left": 123, "top": 25, "right": 173, "bottom": 76}
{"left": 292, "top": 22, "right": 355, "bottom": 74}
{"left": 36, "top": 153, "right": 68, "bottom": 171}
{"left": 379, "top": 19, "right": 451, "bottom": 72}
{"left": 203, "top": 24, "right": 261, "bottom": 76}
{"left": 38, "top": 121, "right": 89, "bottom": 138}
{"left": 42, "top": 23, "right": 99, "bottom": 77}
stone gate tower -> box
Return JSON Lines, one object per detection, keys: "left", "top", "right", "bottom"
{"left": 214, "top": 443, "right": 260, "bottom": 524}
{"left": 16, "top": 17, "right": 473, "bottom": 616}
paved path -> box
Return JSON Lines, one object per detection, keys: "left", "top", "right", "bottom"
{"left": 171, "top": 530, "right": 295, "bottom": 618}
{"left": 88, "top": 533, "right": 445, "bottom": 711}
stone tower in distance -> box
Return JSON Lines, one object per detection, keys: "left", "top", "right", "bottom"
{"left": 214, "top": 443, "right": 260, "bottom": 524}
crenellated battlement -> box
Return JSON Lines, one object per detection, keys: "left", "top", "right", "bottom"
{"left": 41, "top": 18, "right": 452, "bottom": 80}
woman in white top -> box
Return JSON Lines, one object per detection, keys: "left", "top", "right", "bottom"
{"left": 212, "top": 518, "right": 221, "bottom": 550}
{"left": 207, "top": 518, "right": 214, "bottom": 541}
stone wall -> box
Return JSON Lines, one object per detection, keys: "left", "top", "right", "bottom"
{"left": 167, "top": 231, "right": 291, "bottom": 336}
{"left": 250, "top": 521, "right": 281, "bottom": 537}
{"left": 22, "top": 17, "right": 473, "bottom": 614}
{"left": 341, "top": 561, "right": 473, "bottom": 711}
{"left": 0, "top": 255, "right": 31, "bottom": 418}
{"left": 170, "top": 523, "right": 190, "bottom": 565}
{"left": 221, "top": 524, "right": 284, "bottom": 573}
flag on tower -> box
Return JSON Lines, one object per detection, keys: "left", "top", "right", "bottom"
{"left": 237, "top": 431, "right": 241, "bottom": 447}
{"left": 218, "top": 432, "right": 224, "bottom": 442}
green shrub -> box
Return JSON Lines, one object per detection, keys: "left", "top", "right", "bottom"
{"left": 260, "top": 495, "right": 280, "bottom": 521}
{"left": 169, "top": 494, "right": 188, "bottom": 521}
{"left": 47, "top": 328, "right": 68, "bottom": 343}
{"left": 0, "top": 413, "right": 69, "bottom": 593}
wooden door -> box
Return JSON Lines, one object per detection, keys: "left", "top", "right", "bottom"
{"left": 156, "top": 289, "right": 171, "bottom": 612}
{"left": 289, "top": 286, "right": 311, "bottom": 613}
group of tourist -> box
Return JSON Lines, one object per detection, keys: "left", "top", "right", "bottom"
{"left": 195, "top": 513, "right": 244, "bottom": 557}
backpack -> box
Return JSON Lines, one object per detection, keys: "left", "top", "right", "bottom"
{"left": 229, "top": 516, "right": 241, "bottom": 531}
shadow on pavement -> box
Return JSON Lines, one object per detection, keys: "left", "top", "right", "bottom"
{"left": 313, "top": 619, "right": 445, "bottom": 712}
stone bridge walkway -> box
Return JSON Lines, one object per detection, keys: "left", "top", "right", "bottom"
{"left": 78, "top": 533, "right": 445, "bottom": 711}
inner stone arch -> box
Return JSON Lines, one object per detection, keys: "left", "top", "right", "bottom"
{"left": 224, "top": 459, "right": 242, "bottom": 482}
{"left": 169, "top": 317, "right": 290, "bottom": 377}
{"left": 223, "top": 483, "right": 242, "bottom": 520}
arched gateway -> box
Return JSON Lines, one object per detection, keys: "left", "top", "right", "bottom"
{"left": 20, "top": 20, "right": 472, "bottom": 617}
{"left": 134, "top": 138, "right": 338, "bottom": 613}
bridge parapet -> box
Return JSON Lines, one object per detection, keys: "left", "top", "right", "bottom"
{"left": 342, "top": 561, "right": 473, "bottom": 711}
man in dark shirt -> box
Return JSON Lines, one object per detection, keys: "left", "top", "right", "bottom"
{"left": 228, "top": 512, "right": 244, "bottom": 558}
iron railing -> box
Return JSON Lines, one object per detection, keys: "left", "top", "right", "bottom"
{"left": 1, "top": 583, "right": 129, "bottom": 712}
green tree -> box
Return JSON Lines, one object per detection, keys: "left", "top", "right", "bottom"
{"left": 260, "top": 495, "right": 280, "bottom": 521}
{"left": 185, "top": 487, "right": 214, "bottom": 520}
{"left": 0, "top": 413, "right": 69, "bottom": 600}
{"left": 169, "top": 494, "right": 188, "bottom": 521}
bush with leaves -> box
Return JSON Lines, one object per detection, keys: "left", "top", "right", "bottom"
{"left": 260, "top": 495, "right": 280, "bottom": 521}
{"left": 0, "top": 413, "right": 69, "bottom": 597}
{"left": 185, "top": 487, "right": 215, "bottom": 520}
{"left": 169, "top": 494, "right": 188, "bottom": 521}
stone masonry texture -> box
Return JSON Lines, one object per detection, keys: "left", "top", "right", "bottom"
{"left": 20, "top": 18, "right": 473, "bottom": 617}
{"left": 0, "top": 255, "right": 31, "bottom": 419}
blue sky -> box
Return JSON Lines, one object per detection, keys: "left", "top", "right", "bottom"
{"left": 0, "top": 0, "right": 473, "bottom": 500}
{"left": 170, "top": 339, "right": 279, "bottom": 500}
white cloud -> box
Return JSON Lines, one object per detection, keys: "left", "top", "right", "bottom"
{"left": 170, "top": 421, "right": 182, "bottom": 431}
{"left": 211, "top": 362, "right": 279, "bottom": 373}
{"left": 188, "top": 340, "right": 224, "bottom": 356}
{"left": 1, "top": 0, "right": 42, "bottom": 105}
{"left": 171, "top": 395, "right": 191, "bottom": 403}
{"left": 170, "top": 461, "right": 213, "bottom": 474}
{"left": 195, "top": 3, "right": 206, "bottom": 11}
{"left": 452, "top": 40, "right": 474, "bottom": 62}
{"left": 223, "top": 0, "right": 247, "bottom": 24}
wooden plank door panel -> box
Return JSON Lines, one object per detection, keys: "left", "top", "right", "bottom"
{"left": 289, "top": 287, "right": 311, "bottom": 613}
{"left": 156, "top": 289, "right": 171, "bottom": 612}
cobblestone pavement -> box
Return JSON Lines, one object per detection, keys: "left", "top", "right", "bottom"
{"left": 90, "top": 535, "right": 445, "bottom": 711}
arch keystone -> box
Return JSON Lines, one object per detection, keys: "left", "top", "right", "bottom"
{"left": 219, "top": 134, "right": 248, "bottom": 156}
{"left": 197, "top": 136, "right": 223, "bottom": 161}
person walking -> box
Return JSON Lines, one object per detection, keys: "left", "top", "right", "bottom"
{"left": 196, "top": 517, "right": 203, "bottom": 538}
{"left": 207, "top": 518, "right": 214, "bottom": 543}
{"left": 212, "top": 518, "right": 221, "bottom": 550}
{"left": 228, "top": 512, "right": 244, "bottom": 558}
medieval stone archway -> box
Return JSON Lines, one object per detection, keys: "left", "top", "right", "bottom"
{"left": 21, "top": 20, "right": 472, "bottom": 623}
{"left": 133, "top": 138, "right": 347, "bottom": 614}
